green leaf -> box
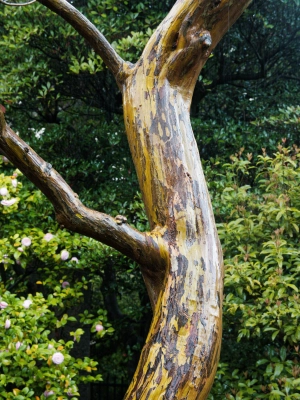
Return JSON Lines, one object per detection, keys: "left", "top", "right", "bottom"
{"left": 274, "top": 363, "right": 284, "bottom": 377}
{"left": 67, "top": 316, "right": 77, "bottom": 322}
{"left": 256, "top": 359, "right": 269, "bottom": 366}
{"left": 286, "top": 284, "right": 298, "bottom": 292}
{"left": 272, "top": 330, "right": 280, "bottom": 341}
{"left": 271, "top": 390, "right": 285, "bottom": 396}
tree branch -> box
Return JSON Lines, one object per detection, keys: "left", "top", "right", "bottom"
{"left": 0, "top": 111, "right": 167, "bottom": 292}
{"left": 281, "top": 75, "right": 300, "bottom": 82}
{"left": 37, "top": 0, "right": 126, "bottom": 79}
{"left": 0, "top": 0, "right": 36, "bottom": 5}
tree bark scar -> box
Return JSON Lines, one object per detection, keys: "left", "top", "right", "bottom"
{"left": 147, "top": 33, "right": 162, "bottom": 64}
{"left": 209, "top": 0, "right": 222, "bottom": 10}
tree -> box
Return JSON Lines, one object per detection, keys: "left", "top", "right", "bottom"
{"left": 0, "top": 0, "right": 252, "bottom": 398}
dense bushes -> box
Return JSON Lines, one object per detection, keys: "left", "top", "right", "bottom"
{"left": 0, "top": 156, "right": 115, "bottom": 399}
{"left": 207, "top": 145, "right": 300, "bottom": 399}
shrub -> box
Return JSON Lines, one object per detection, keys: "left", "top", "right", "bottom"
{"left": 0, "top": 157, "right": 114, "bottom": 399}
{"left": 207, "top": 145, "right": 300, "bottom": 399}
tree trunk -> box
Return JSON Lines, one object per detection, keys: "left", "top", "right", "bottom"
{"left": 121, "top": 36, "right": 223, "bottom": 400}
{"left": 0, "top": 1, "right": 252, "bottom": 399}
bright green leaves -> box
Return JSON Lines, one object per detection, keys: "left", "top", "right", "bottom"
{"left": 69, "top": 54, "right": 104, "bottom": 75}
{"left": 208, "top": 146, "right": 300, "bottom": 399}
{"left": 112, "top": 28, "right": 154, "bottom": 61}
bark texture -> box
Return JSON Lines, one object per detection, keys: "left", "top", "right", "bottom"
{"left": 0, "top": 1, "right": 252, "bottom": 399}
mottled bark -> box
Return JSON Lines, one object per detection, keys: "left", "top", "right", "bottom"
{"left": 0, "top": 1, "right": 252, "bottom": 399}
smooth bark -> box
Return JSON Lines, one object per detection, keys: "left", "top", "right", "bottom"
{"left": 0, "top": 1, "right": 252, "bottom": 398}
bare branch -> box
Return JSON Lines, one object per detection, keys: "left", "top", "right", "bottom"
{"left": 0, "top": 111, "right": 167, "bottom": 300}
{"left": 0, "top": 0, "right": 36, "bottom": 6}
{"left": 37, "top": 0, "right": 127, "bottom": 79}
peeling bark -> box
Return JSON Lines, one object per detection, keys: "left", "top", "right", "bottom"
{"left": 0, "top": 0, "right": 252, "bottom": 398}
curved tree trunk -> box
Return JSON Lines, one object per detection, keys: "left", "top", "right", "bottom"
{"left": 122, "top": 32, "right": 223, "bottom": 400}
{"left": 0, "top": 1, "right": 252, "bottom": 399}
{"left": 124, "top": 75, "right": 223, "bottom": 395}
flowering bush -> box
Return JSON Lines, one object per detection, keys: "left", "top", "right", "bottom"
{"left": 0, "top": 157, "right": 114, "bottom": 398}
{"left": 0, "top": 291, "right": 102, "bottom": 399}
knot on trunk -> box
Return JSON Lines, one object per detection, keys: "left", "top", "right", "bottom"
{"left": 199, "top": 31, "right": 212, "bottom": 48}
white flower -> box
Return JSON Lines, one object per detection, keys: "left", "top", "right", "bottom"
{"left": 95, "top": 324, "right": 104, "bottom": 332}
{"left": 11, "top": 179, "right": 18, "bottom": 188}
{"left": 16, "top": 341, "right": 22, "bottom": 350}
{"left": 60, "top": 250, "right": 69, "bottom": 261}
{"left": 1, "top": 198, "right": 16, "bottom": 206}
{"left": 23, "top": 299, "right": 33, "bottom": 309}
{"left": 21, "top": 237, "right": 31, "bottom": 247}
{"left": 35, "top": 127, "right": 45, "bottom": 139}
{"left": 43, "top": 233, "right": 54, "bottom": 242}
{"left": 71, "top": 257, "right": 79, "bottom": 263}
{"left": 0, "top": 187, "right": 8, "bottom": 196}
{"left": 0, "top": 301, "right": 8, "bottom": 309}
{"left": 48, "top": 344, "right": 54, "bottom": 349}
{"left": 5, "top": 319, "right": 11, "bottom": 329}
{"left": 52, "top": 352, "right": 64, "bottom": 365}
{"left": 17, "top": 247, "right": 23, "bottom": 252}
{"left": 43, "top": 390, "right": 54, "bottom": 397}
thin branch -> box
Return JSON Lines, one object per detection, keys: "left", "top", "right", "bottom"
{"left": 37, "top": 0, "right": 126, "bottom": 79}
{"left": 0, "top": 0, "right": 36, "bottom": 5}
{"left": 281, "top": 75, "right": 300, "bottom": 82}
{"left": 0, "top": 111, "right": 166, "bottom": 281}
{"left": 239, "top": 25, "right": 263, "bottom": 63}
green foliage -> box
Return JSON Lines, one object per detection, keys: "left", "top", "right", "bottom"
{"left": 0, "top": 0, "right": 170, "bottom": 117}
{"left": 193, "top": 0, "right": 299, "bottom": 159}
{"left": 0, "top": 291, "right": 100, "bottom": 400}
{"left": 193, "top": 103, "right": 300, "bottom": 160}
{"left": 0, "top": 158, "right": 117, "bottom": 398}
{"left": 207, "top": 146, "right": 300, "bottom": 399}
